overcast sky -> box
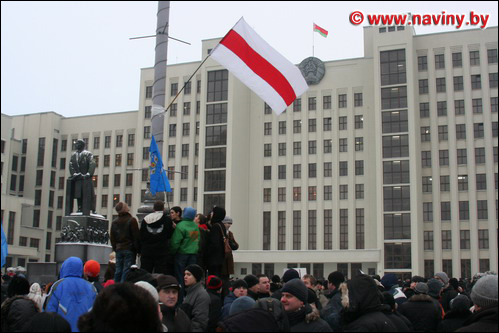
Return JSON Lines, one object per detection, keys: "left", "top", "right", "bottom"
{"left": 1, "top": 1, "right": 497, "bottom": 118}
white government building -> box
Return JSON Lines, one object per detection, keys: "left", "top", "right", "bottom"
{"left": 2, "top": 25, "right": 498, "bottom": 280}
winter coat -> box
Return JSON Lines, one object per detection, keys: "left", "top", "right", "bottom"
{"left": 160, "top": 304, "right": 192, "bottom": 332}
{"left": 381, "top": 305, "right": 412, "bottom": 332}
{"left": 207, "top": 289, "right": 223, "bottom": 332}
{"left": 110, "top": 212, "right": 140, "bottom": 253}
{"left": 320, "top": 288, "right": 343, "bottom": 331}
{"left": 456, "top": 306, "right": 498, "bottom": 332}
{"left": 221, "top": 292, "right": 237, "bottom": 319}
{"left": 206, "top": 207, "right": 226, "bottom": 267}
{"left": 340, "top": 275, "right": 397, "bottom": 332}
{"left": 183, "top": 282, "right": 210, "bottom": 332}
{"left": 139, "top": 212, "right": 174, "bottom": 257}
{"left": 398, "top": 294, "right": 442, "bottom": 332}
{"left": 437, "top": 309, "right": 472, "bottom": 332}
{"left": 222, "top": 230, "right": 239, "bottom": 276}
{"left": 170, "top": 218, "right": 200, "bottom": 255}
{"left": 440, "top": 285, "right": 458, "bottom": 314}
{"left": 45, "top": 257, "right": 97, "bottom": 332}
{"left": 218, "top": 308, "right": 280, "bottom": 332}
{"left": 1, "top": 296, "right": 39, "bottom": 332}
{"left": 287, "top": 305, "right": 332, "bottom": 332}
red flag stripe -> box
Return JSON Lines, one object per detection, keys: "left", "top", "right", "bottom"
{"left": 313, "top": 23, "right": 328, "bottom": 35}
{"left": 220, "top": 29, "right": 297, "bottom": 106}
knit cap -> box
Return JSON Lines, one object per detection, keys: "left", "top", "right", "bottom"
{"left": 244, "top": 274, "right": 259, "bottom": 289}
{"left": 435, "top": 272, "right": 450, "bottom": 285}
{"left": 183, "top": 207, "right": 197, "bottom": 220}
{"left": 281, "top": 278, "right": 308, "bottom": 303}
{"left": 328, "top": 271, "right": 345, "bottom": 288}
{"left": 471, "top": 274, "right": 498, "bottom": 308}
{"left": 282, "top": 269, "right": 300, "bottom": 283}
{"left": 185, "top": 264, "right": 204, "bottom": 283}
{"left": 135, "top": 281, "right": 159, "bottom": 303}
{"left": 381, "top": 273, "right": 398, "bottom": 290}
{"left": 231, "top": 279, "right": 248, "bottom": 290}
{"left": 222, "top": 216, "right": 233, "bottom": 224}
{"left": 207, "top": 275, "right": 223, "bottom": 290}
{"left": 229, "top": 296, "right": 256, "bottom": 316}
{"left": 414, "top": 282, "right": 429, "bottom": 295}
{"left": 427, "top": 278, "right": 444, "bottom": 298}
{"left": 84, "top": 260, "right": 101, "bottom": 278}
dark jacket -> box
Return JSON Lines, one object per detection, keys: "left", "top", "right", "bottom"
{"left": 206, "top": 218, "right": 226, "bottom": 267}
{"left": 139, "top": 211, "right": 174, "bottom": 257}
{"left": 287, "top": 305, "right": 332, "bottom": 332}
{"left": 207, "top": 289, "right": 223, "bottom": 332}
{"left": 183, "top": 282, "right": 210, "bottom": 332}
{"left": 440, "top": 285, "right": 458, "bottom": 314}
{"left": 1, "top": 296, "right": 39, "bottom": 332}
{"left": 398, "top": 294, "right": 442, "bottom": 332}
{"left": 222, "top": 292, "right": 237, "bottom": 319}
{"left": 340, "top": 275, "right": 397, "bottom": 332}
{"left": 160, "top": 304, "right": 192, "bottom": 332}
{"left": 437, "top": 309, "right": 472, "bottom": 332}
{"left": 110, "top": 212, "right": 140, "bottom": 253}
{"left": 218, "top": 308, "right": 280, "bottom": 332}
{"left": 456, "top": 306, "right": 498, "bottom": 332}
{"left": 381, "top": 305, "right": 412, "bottom": 332}
{"left": 320, "top": 287, "right": 343, "bottom": 331}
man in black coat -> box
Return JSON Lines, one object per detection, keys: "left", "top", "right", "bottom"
{"left": 398, "top": 282, "right": 442, "bottom": 332}
{"left": 139, "top": 201, "right": 175, "bottom": 275}
{"left": 457, "top": 275, "right": 498, "bottom": 332}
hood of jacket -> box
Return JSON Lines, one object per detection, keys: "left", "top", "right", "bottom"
{"left": 341, "top": 275, "right": 382, "bottom": 321}
{"left": 144, "top": 212, "right": 165, "bottom": 225}
{"left": 60, "top": 256, "right": 84, "bottom": 278}
{"left": 211, "top": 206, "right": 226, "bottom": 224}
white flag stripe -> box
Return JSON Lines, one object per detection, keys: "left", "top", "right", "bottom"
{"left": 211, "top": 45, "right": 288, "bottom": 114}
{"left": 232, "top": 18, "right": 308, "bottom": 97}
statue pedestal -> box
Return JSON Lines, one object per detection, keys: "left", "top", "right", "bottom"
{"left": 56, "top": 214, "right": 112, "bottom": 263}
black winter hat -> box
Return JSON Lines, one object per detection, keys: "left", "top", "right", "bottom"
{"left": 328, "top": 271, "right": 345, "bottom": 288}
{"left": 211, "top": 206, "right": 226, "bottom": 224}
{"left": 244, "top": 274, "right": 259, "bottom": 289}
{"left": 125, "top": 266, "right": 158, "bottom": 287}
{"left": 232, "top": 279, "right": 248, "bottom": 290}
{"left": 185, "top": 264, "right": 204, "bottom": 283}
{"left": 7, "top": 275, "right": 30, "bottom": 297}
{"left": 281, "top": 278, "right": 308, "bottom": 303}
{"left": 282, "top": 269, "right": 300, "bottom": 283}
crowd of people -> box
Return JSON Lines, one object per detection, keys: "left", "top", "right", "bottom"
{"left": 1, "top": 202, "right": 498, "bottom": 332}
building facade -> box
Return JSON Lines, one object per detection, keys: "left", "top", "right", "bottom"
{"left": 1, "top": 25, "right": 497, "bottom": 279}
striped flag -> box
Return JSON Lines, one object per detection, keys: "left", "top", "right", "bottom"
{"left": 149, "top": 135, "right": 171, "bottom": 195}
{"left": 313, "top": 23, "right": 328, "bottom": 37}
{"left": 210, "top": 17, "right": 308, "bottom": 115}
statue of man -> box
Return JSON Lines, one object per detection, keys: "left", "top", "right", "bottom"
{"left": 65, "top": 139, "right": 96, "bottom": 216}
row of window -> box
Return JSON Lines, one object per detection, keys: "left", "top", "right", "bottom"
{"left": 263, "top": 184, "right": 365, "bottom": 202}
{"left": 419, "top": 73, "right": 498, "bottom": 93}
{"left": 423, "top": 229, "right": 491, "bottom": 251}
{"left": 421, "top": 147, "right": 498, "bottom": 166}
{"left": 262, "top": 209, "right": 365, "bottom": 251}
{"left": 417, "top": 49, "right": 498, "bottom": 71}
{"left": 422, "top": 200, "right": 493, "bottom": 222}
{"left": 422, "top": 174, "right": 498, "bottom": 192}
{"left": 263, "top": 161, "right": 365, "bottom": 180}
{"left": 264, "top": 138, "right": 365, "bottom": 157}
{"left": 263, "top": 115, "right": 364, "bottom": 135}
{"left": 419, "top": 97, "right": 498, "bottom": 117}
{"left": 264, "top": 94, "right": 364, "bottom": 114}
{"left": 425, "top": 259, "right": 491, "bottom": 280}
{"left": 421, "top": 123, "right": 498, "bottom": 143}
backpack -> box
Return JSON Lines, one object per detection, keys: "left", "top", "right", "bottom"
{"left": 255, "top": 297, "right": 290, "bottom": 332}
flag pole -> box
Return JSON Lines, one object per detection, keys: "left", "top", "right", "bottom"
{"left": 312, "top": 22, "right": 315, "bottom": 57}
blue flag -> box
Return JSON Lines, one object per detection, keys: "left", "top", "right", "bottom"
{"left": 1, "top": 221, "right": 7, "bottom": 268}
{"left": 149, "top": 135, "right": 171, "bottom": 195}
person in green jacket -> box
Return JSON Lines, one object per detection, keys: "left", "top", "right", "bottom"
{"left": 170, "top": 207, "right": 200, "bottom": 297}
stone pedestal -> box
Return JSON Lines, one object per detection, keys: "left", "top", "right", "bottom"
{"left": 56, "top": 214, "right": 112, "bottom": 264}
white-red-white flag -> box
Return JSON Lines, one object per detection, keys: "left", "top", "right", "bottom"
{"left": 210, "top": 17, "right": 308, "bottom": 115}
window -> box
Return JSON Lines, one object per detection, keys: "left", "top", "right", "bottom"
{"left": 470, "top": 50, "right": 480, "bottom": 66}
{"left": 437, "top": 101, "right": 447, "bottom": 116}
{"left": 206, "top": 126, "right": 227, "bottom": 146}
{"left": 323, "top": 96, "right": 331, "bottom": 109}
{"left": 458, "top": 175, "right": 468, "bottom": 191}
{"left": 263, "top": 212, "right": 271, "bottom": 250}
{"left": 339, "top": 161, "right": 348, "bottom": 176}
{"left": 309, "top": 163, "right": 317, "bottom": 178}
{"left": 264, "top": 122, "right": 272, "bottom": 136}
{"left": 264, "top": 166, "right": 272, "bottom": 180}
{"left": 382, "top": 135, "right": 409, "bottom": 158}
{"left": 424, "top": 231, "right": 434, "bottom": 250}
{"left": 207, "top": 70, "right": 228, "bottom": 102}
{"left": 457, "top": 149, "right": 467, "bottom": 165}
{"left": 324, "top": 185, "right": 333, "bottom": 200}
{"left": 441, "top": 202, "right": 451, "bottom": 220}
{"left": 472, "top": 98, "right": 483, "bottom": 114}
{"left": 323, "top": 140, "right": 332, "bottom": 154}
{"left": 478, "top": 229, "right": 489, "bottom": 249}
{"left": 460, "top": 230, "right": 470, "bottom": 249}
{"left": 420, "top": 103, "right": 430, "bottom": 118}
{"left": 115, "top": 154, "right": 122, "bottom": 167}
{"left": 293, "top": 187, "right": 301, "bottom": 201}
{"left": 452, "top": 52, "right": 462, "bottom": 67}
{"left": 475, "top": 147, "right": 485, "bottom": 164}
{"left": 456, "top": 124, "right": 466, "bottom": 140}
{"left": 308, "top": 119, "right": 316, "bottom": 132}
{"left": 308, "top": 141, "right": 316, "bottom": 155}
{"left": 477, "top": 200, "right": 488, "bottom": 219}
{"left": 205, "top": 148, "right": 226, "bottom": 169}
{"left": 382, "top": 110, "right": 407, "bottom": 133}
{"left": 340, "top": 209, "right": 348, "bottom": 249}
{"left": 459, "top": 201, "right": 469, "bottom": 220}
{"left": 419, "top": 79, "right": 429, "bottom": 94}
{"left": 354, "top": 93, "right": 363, "bottom": 107}
{"left": 418, "top": 56, "right": 427, "bottom": 71}
{"left": 278, "top": 165, "right": 286, "bottom": 180}
{"left": 339, "top": 138, "right": 348, "bottom": 152}
{"left": 385, "top": 243, "right": 411, "bottom": 269}
{"left": 490, "top": 73, "right": 498, "bottom": 88}
{"left": 471, "top": 75, "right": 481, "bottom": 89}
{"left": 421, "top": 151, "right": 432, "bottom": 168}
{"left": 355, "top": 160, "right": 364, "bottom": 176}
{"left": 488, "top": 49, "right": 498, "bottom": 63}
{"left": 384, "top": 160, "right": 410, "bottom": 184}
{"left": 308, "top": 97, "right": 317, "bottom": 111}
{"left": 116, "top": 135, "right": 123, "bottom": 147}
{"left": 380, "top": 49, "right": 406, "bottom": 86}
{"left": 381, "top": 86, "right": 407, "bottom": 110}
{"left": 454, "top": 76, "right": 464, "bottom": 91}
{"left": 339, "top": 116, "right": 347, "bottom": 130}
{"left": 278, "top": 143, "right": 286, "bottom": 156}
{"left": 278, "top": 188, "right": 286, "bottom": 202}
{"left": 278, "top": 212, "right": 286, "bottom": 250}
{"left": 423, "top": 202, "right": 433, "bottom": 222}
{"left": 293, "top": 211, "right": 301, "bottom": 250}
{"left": 339, "top": 185, "right": 348, "bottom": 200}
{"left": 308, "top": 186, "right": 317, "bottom": 201}
{"left": 204, "top": 170, "right": 226, "bottom": 191}
{"left": 355, "top": 115, "right": 363, "bottom": 129}
{"left": 184, "top": 81, "right": 191, "bottom": 95}
{"left": 422, "top": 176, "right": 433, "bottom": 193}
{"left": 264, "top": 188, "right": 272, "bottom": 202}
{"left": 476, "top": 174, "right": 487, "bottom": 190}
{"left": 442, "top": 230, "right": 452, "bottom": 250}
{"left": 279, "top": 121, "right": 286, "bottom": 135}
{"left": 439, "top": 150, "right": 449, "bottom": 166}
{"left": 435, "top": 54, "right": 445, "bottom": 69}
{"left": 338, "top": 94, "right": 347, "bottom": 108}
{"left": 182, "top": 123, "right": 190, "bottom": 136}
{"left": 146, "top": 85, "right": 153, "bottom": 98}
{"left": 355, "top": 184, "right": 364, "bottom": 199}
{"left": 355, "top": 137, "right": 364, "bottom": 151}
{"left": 436, "top": 78, "right": 446, "bottom": 93}
{"left": 324, "top": 210, "right": 333, "bottom": 250}
{"left": 293, "top": 98, "right": 302, "bottom": 112}
{"left": 324, "top": 162, "right": 332, "bottom": 177}
{"left": 438, "top": 125, "right": 448, "bottom": 141}
{"left": 455, "top": 100, "right": 465, "bottom": 115}
{"left": 293, "top": 142, "right": 301, "bottom": 156}
{"left": 293, "top": 164, "right": 301, "bottom": 179}
{"left": 170, "top": 83, "right": 178, "bottom": 96}
{"left": 383, "top": 186, "right": 410, "bottom": 211}
{"left": 206, "top": 103, "right": 228, "bottom": 124}
{"left": 308, "top": 211, "right": 317, "bottom": 250}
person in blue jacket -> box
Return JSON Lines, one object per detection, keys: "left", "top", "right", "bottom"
{"left": 45, "top": 257, "right": 97, "bottom": 332}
